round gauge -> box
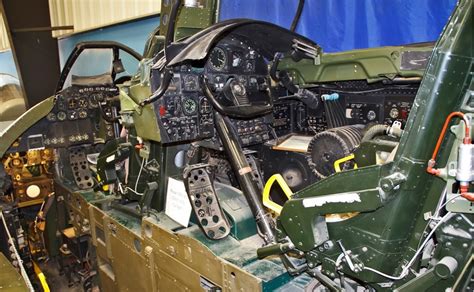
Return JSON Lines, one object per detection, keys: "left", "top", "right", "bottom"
{"left": 182, "top": 97, "right": 197, "bottom": 115}
{"left": 78, "top": 98, "right": 88, "bottom": 108}
{"left": 78, "top": 110, "right": 88, "bottom": 119}
{"left": 209, "top": 47, "right": 227, "bottom": 71}
{"left": 26, "top": 185, "right": 41, "bottom": 199}
{"left": 245, "top": 60, "right": 255, "bottom": 72}
{"left": 68, "top": 98, "right": 77, "bottom": 109}
{"left": 238, "top": 76, "right": 247, "bottom": 86}
{"left": 184, "top": 75, "right": 198, "bottom": 91}
{"left": 367, "top": 110, "right": 377, "bottom": 121}
{"left": 46, "top": 112, "right": 57, "bottom": 122}
{"left": 57, "top": 95, "right": 66, "bottom": 110}
{"left": 389, "top": 108, "right": 399, "bottom": 119}
{"left": 199, "top": 97, "right": 211, "bottom": 113}
{"left": 68, "top": 110, "right": 78, "bottom": 120}
{"left": 57, "top": 111, "right": 67, "bottom": 121}
{"left": 89, "top": 95, "right": 100, "bottom": 108}
{"left": 232, "top": 52, "right": 243, "bottom": 68}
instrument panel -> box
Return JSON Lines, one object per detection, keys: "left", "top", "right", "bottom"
{"left": 154, "top": 35, "right": 274, "bottom": 146}
{"left": 44, "top": 85, "right": 119, "bottom": 147}
{"left": 273, "top": 82, "right": 417, "bottom": 136}
{"left": 155, "top": 73, "right": 215, "bottom": 143}
{"left": 204, "top": 37, "right": 270, "bottom": 107}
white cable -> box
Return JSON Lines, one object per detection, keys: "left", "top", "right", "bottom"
{"left": 363, "top": 211, "right": 452, "bottom": 280}
{"left": 436, "top": 194, "right": 463, "bottom": 216}
{"left": 134, "top": 157, "right": 146, "bottom": 192}
{"left": 0, "top": 211, "right": 35, "bottom": 291}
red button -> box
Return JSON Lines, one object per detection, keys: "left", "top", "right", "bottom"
{"left": 159, "top": 105, "right": 166, "bottom": 116}
{"left": 400, "top": 109, "right": 408, "bottom": 119}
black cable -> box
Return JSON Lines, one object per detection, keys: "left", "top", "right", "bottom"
{"left": 165, "top": 0, "right": 182, "bottom": 49}
{"left": 290, "top": 0, "right": 305, "bottom": 32}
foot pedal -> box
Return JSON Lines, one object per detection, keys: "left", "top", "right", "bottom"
{"left": 69, "top": 147, "right": 94, "bottom": 189}
{"left": 184, "top": 164, "right": 230, "bottom": 240}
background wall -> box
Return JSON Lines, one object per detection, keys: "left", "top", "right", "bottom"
{"left": 0, "top": 50, "right": 17, "bottom": 77}
{"left": 57, "top": 16, "right": 159, "bottom": 68}
{"left": 3, "top": 1, "right": 460, "bottom": 78}
{"left": 219, "top": 0, "right": 458, "bottom": 52}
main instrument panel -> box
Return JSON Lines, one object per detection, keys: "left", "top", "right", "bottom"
{"left": 155, "top": 73, "right": 215, "bottom": 143}
{"left": 154, "top": 35, "right": 273, "bottom": 146}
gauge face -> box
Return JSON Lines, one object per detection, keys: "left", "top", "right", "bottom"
{"left": 209, "top": 47, "right": 227, "bottom": 71}
{"left": 78, "top": 98, "right": 88, "bottom": 108}
{"left": 237, "top": 75, "right": 247, "bottom": 86}
{"left": 57, "top": 111, "right": 67, "bottom": 121}
{"left": 68, "top": 98, "right": 77, "bottom": 109}
{"left": 78, "top": 110, "right": 88, "bottom": 119}
{"left": 183, "top": 75, "right": 199, "bottom": 91}
{"left": 46, "top": 112, "right": 57, "bottom": 122}
{"left": 367, "top": 110, "right": 377, "bottom": 121}
{"left": 389, "top": 108, "right": 399, "bottom": 119}
{"left": 68, "top": 110, "right": 78, "bottom": 120}
{"left": 182, "top": 97, "right": 197, "bottom": 115}
{"left": 57, "top": 95, "right": 66, "bottom": 111}
{"left": 89, "top": 95, "right": 100, "bottom": 108}
{"left": 199, "top": 97, "right": 211, "bottom": 113}
{"left": 232, "top": 52, "right": 243, "bottom": 68}
{"left": 244, "top": 60, "right": 255, "bottom": 72}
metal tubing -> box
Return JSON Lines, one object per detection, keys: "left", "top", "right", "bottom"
{"left": 214, "top": 111, "right": 275, "bottom": 243}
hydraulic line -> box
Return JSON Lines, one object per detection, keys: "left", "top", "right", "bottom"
{"left": 427, "top": 111, "right": 470, "bottom": 175}
{"left": 427, "top": 111, "right": 474, "bottom": 201}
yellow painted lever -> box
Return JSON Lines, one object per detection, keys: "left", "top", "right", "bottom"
{"left": 334, "top": 154, "right": 358, "bottom": 173}
{"left": 33, "top": 261, "right": 50, "bottom": 292}
{"left": 263, "top": 174, "right": 294, "bottom": 215}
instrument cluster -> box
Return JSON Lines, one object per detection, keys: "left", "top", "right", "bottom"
{"left": 44, "top": 85, "right": 119, "bottom": 147}
{"left": 272, "top": 82, "right": 418, "bottom": 136}
{"left": 204, "top": 36, "right": 270, "bottom": 107}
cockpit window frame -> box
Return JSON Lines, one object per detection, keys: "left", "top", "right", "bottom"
{"left": 55, "top": 41, "right": 143, "bottom": 93}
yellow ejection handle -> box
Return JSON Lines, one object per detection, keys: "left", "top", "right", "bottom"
{"left": 263, "top": 174, "right": 294, "bottom": 215}
{"left": 334, "top": 154, "right": 358, "bottom": 173}
{"left": 33, "top": 261, "right": 50, "bottom": 292}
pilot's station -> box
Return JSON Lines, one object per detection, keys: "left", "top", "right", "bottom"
{"left": 0, "top": 0, "right": 472, "bottom": 291}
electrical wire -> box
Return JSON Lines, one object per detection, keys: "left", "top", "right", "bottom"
{"left": 290, "top": 0, "right": 305, "bottom": 32}
{"left": 0, "top": 211, "right": 35, "bottom": 291}
{"left": 134, "top": 157, "right": 146, "bottom": 192}
{"left": 362, "top": 211, "right": 452, "bottom": 280}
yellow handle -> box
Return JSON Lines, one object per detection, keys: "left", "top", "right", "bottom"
{"left": 263, "top": 174, "right": 294, "bottom": 215}
{"left": 33, "top": 261, "right": 50, "bottom": 292}
{"left": 334, "top": 154, "right": 358, "bottom": 173}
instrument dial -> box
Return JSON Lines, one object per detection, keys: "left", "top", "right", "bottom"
{"left": 183, "top": 75, "right": 199, "bottom": 91}
{"left": 209, "top": 47, "right": 227, "bottom": 71}
{"left": 57, "top": 111, "right": 67, "bottom": 121}
{"left": 389, "top": 108, "right": 400, "bottom": 119}
{"left": 68, "top": 110, "right": 78, "bottom": 120}
{"left": 78, "top": 110, "right": 88, "bottom": 119}
{"left": 182, "top": 97, "right": 197, "bottom": 115}
{"left": 68, "top": 98, "right": 77, "bottom": 109}
{"left": 78, "top": 97, "right": 88, "bottom": 108}
{"left": 367, "top": 110, "right": 377, "bottom": 121}
{"left": 200, "top": 97, "right": 211, "bottom": 113}
{"left": 90, "top": 93, "right": 103, "bottom": 108}
{"left": 46, "top": 112, "right": 57, "bottom": 122}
